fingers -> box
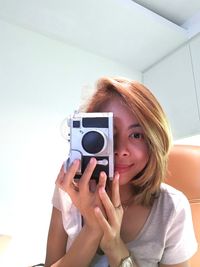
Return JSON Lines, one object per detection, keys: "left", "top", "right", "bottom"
{"left": 89, "top": 179, "right": 97, "bottom": 193}
{"left": 99, "top": 187, "right": 113, "bottom": 211}
{"left": 97, "top": 172, "right": 122, "bottom": 226}
{"left": 56, "top": 158, "right": 98, "bottom": 193}
{"left": 55, "top": 158, "right": 109, "bottom": 196}
{"left": 94, "top": 206, "right": 111, "bottom": 232}
{"left": 111, "top": 172, "right": 120, "bottom": 208}
{"left": 89, "top": 170, "right": 107, "bottom": 193}
{"left": 56, "top": 159, "right": 80, "bottom": 190}
{"left": 79, "top": 158, "right": 97, "bottom": 191}
{"left": 97, "top": 171, "right": 107, "bottom": 189}
{"left": 98, "top": 172, "right": 120, "bottom": 210}
{"left": 89, "top": 169, "right": 108, "bottom": 193}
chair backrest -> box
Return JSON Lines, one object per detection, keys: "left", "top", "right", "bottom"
{"left": 165, "top": 144, "right": 200, "bottom": 267}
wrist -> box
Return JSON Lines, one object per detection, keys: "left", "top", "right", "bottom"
{"left": 106, "top": 239, "right": 130, "bottom": 267}
{"left": 83, "top": 224, "right": 102, "bottom": 241}
{"left": 118, "top": 251, "right": 137, "bottom": 267}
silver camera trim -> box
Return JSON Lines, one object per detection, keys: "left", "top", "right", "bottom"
{"left": 65, "top": 111, "right": 114, "bottom": 180}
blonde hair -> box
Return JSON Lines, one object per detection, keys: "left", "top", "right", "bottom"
{"left": 81, "top": 77, "right": 173, "bottom": 206}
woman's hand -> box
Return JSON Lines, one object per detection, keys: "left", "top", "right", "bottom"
{"left": 94, "top": 173, "right": 129, "bottom": 266}
{"left": 56, "top": 158, "right": 107, "bottom": 232}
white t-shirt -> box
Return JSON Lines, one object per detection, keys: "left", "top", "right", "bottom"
{"left": 52, "top": 183, "right": 198, "bottom": 266}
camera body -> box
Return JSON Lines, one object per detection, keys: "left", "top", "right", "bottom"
{"left": 65, "top": 111, "right": 114, "bottom": 181}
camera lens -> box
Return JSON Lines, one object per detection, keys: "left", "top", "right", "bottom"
{"left": 82, "top": 131, "right": 105, "bottom": 154}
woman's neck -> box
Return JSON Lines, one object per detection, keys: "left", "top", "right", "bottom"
{"left": 119, "top": 183, "right": 135, "bottom": 205}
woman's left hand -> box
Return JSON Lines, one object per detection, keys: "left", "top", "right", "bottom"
{"left": 94, "top": 172, "right": 130, "bottom": 266}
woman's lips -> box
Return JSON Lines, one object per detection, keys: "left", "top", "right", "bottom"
{"left": 114, "top": 164, "right": 134, "bottom": 173}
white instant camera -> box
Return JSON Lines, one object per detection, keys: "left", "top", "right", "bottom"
{"left": 65, "top": 111, "right": 114, "bottom": 181}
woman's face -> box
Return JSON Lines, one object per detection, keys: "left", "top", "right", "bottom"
{"left": 100, "top": 97, "right": 149, "bottom": 186}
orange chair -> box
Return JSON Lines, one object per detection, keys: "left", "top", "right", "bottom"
{"left": 165, "top": 144, "right": 200, "bottom": 267}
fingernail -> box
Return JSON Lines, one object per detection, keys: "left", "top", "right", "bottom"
{"left": 73, "top": 159, "right": 79, "bottom": 165}
{"left": 90, "top": 157, "right": 96, "bottom": 164}
{"left": 100, "top": 171, "right": 106, "bottom": 177}
{"left": 99, "top": 187, "right": 105, "bottom": 194}
{"left": 115, "top": 172, "right": 120, "bottom": 180}
{"left": 94, "top": 206, "right": 100, "bottom": 213}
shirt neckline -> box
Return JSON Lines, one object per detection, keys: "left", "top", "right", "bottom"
{"left": 126, "top": 194, "right": 159, "bottom": 246}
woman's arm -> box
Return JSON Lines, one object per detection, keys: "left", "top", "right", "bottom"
{"left": 94, "top": 173, "right": 134, "bottom": 267}
{"left": 45, "top": 207, "right": 68, "bottom": 267}
{"left": 45, "top": 207, "right": 102, "bottom": 267}
{"left": 52, "top": 225, "right": 101, "bottom": 267}
{"left": 45, "top": 158, "right": 107, "bottom": 267}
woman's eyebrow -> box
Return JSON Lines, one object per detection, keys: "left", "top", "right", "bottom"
{"left": 114, "top": 123, "right": 142, "bottom": 131}
{"left": 128, "top": 123, "right": 141, "bottom": 130}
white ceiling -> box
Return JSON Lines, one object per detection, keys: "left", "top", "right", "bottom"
{"left": 133, "top": 0, "right": 200, "bottom": 25}
{"left": 0, "top": 0, "right": 199, "bottom": 72}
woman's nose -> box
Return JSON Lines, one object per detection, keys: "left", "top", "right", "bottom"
{"left": 114, "top": 139, "right": 129, "bottom": 157}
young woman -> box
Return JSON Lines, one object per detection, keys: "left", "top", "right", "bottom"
{"left": 45, "top": 77, "right": 197, "bottom": 267}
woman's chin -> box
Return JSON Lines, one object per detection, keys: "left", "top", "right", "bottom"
{"left": 118, "top": 173, "right": 133, "bottom": 185}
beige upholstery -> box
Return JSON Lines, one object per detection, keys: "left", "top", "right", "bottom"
{"left": 165, "top": 145, "right": 200, "bottom": 267}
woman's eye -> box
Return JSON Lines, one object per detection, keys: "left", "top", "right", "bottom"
{"left": 130, "top": 133, "right": 143, "bottom": 139}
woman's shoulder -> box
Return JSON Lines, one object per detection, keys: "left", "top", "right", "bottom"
{"left": 157, "top": 183, "right": 190, "bottom": 214}
{"left": 159, "top": 183, "right": 188, "bottom": 200}
{"left": 144, "top": 183, "right": 191, "bottom": 235}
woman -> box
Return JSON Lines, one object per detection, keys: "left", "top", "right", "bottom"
{"left": 45, "top": 77, "right": 197, "bottom": 267}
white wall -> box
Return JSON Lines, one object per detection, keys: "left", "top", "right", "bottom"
{"left": 0, "top": 19, "right": 141, "bottom": 266}
{"left": 182, "top": 10, "right": 200, "bottom": 38}
{"left": 142, "top": 37, "right": 200, "bottom": 140}
{"left": 174, "top": 134, "right": 200, "bottom": 145}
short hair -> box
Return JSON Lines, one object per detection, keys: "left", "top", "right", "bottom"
{"left": 81, "top": 76, "right": 173, "bottom": 206}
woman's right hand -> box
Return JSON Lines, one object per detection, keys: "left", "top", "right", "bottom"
{"left": 55, "top": 158, "right": 107, "bottom": 232}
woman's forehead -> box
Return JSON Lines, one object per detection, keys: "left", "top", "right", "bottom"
{"left": 99, "top": 96, "right": 127, "bottom": 111}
